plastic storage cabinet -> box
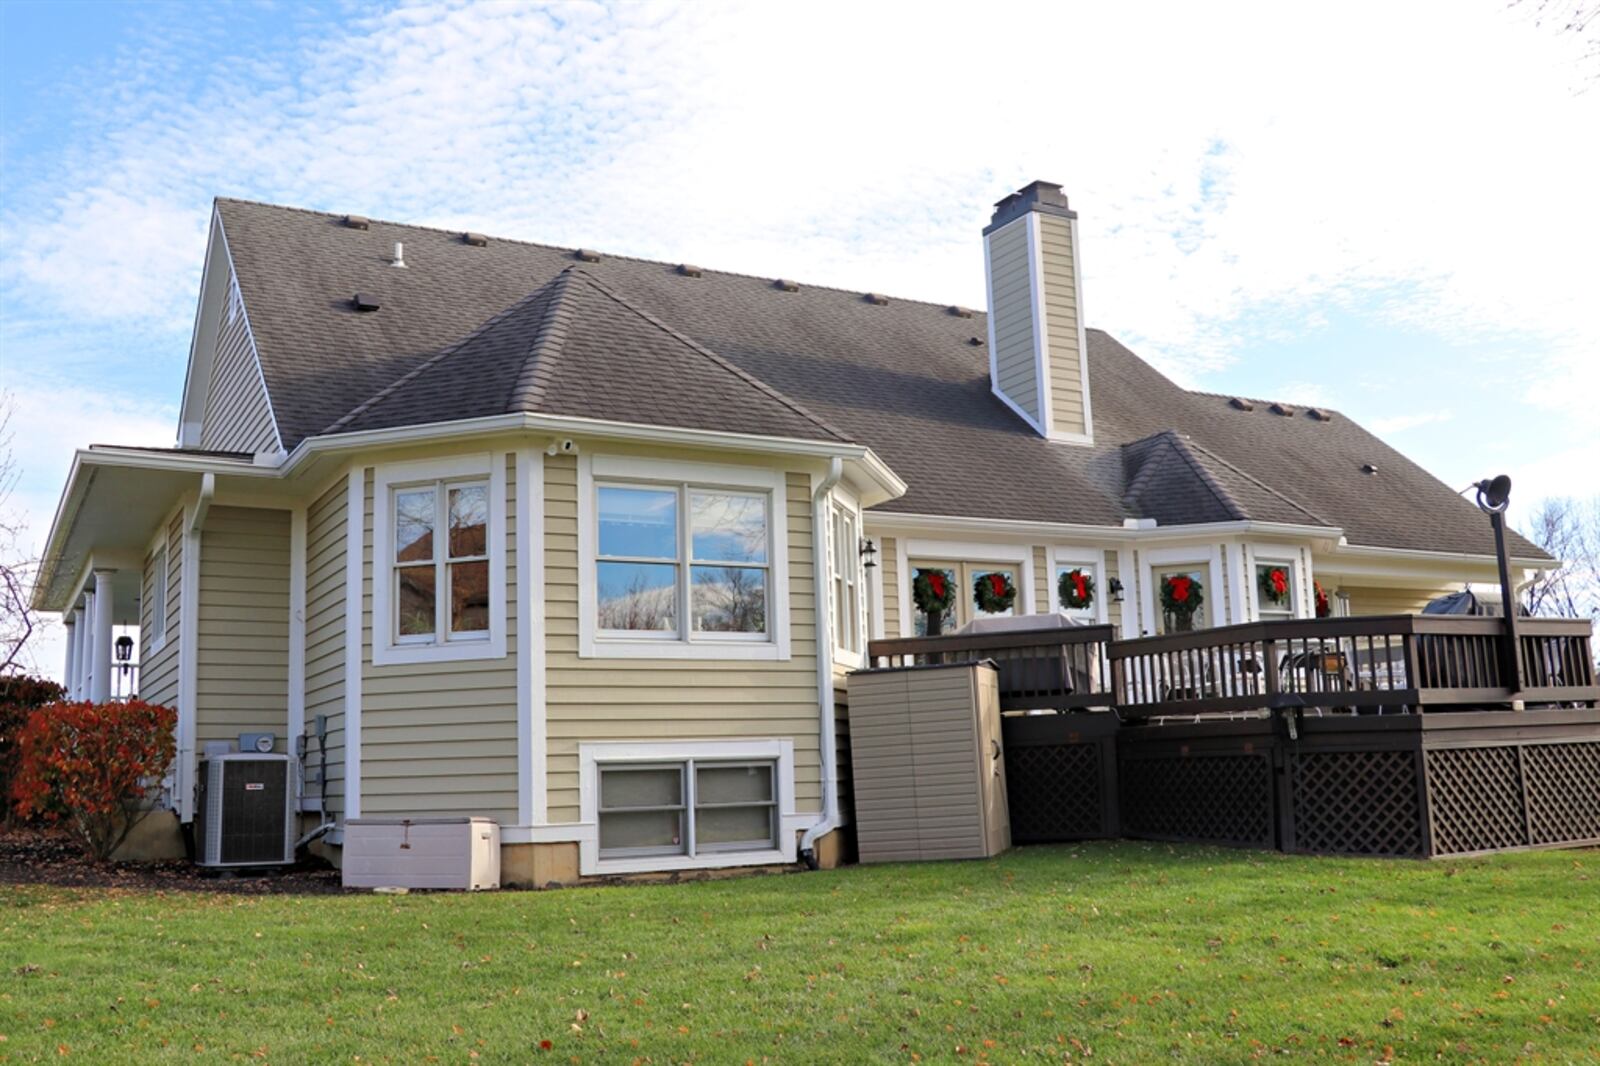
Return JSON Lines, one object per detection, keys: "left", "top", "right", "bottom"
{"left": 342, "top": 817, "right": 501, "bottom": 890}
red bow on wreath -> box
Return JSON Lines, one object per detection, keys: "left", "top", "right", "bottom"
{"left": 1167, "top": 575, "right": 1192, "bottom": 603}
{"left": 928, "top": 572, "right": 946, "bottom": 599}
{"left": 1071, "top": 571, "right": 1088, "bottom": 601}
{"left": 988, "top": 573, "right": 1007, "bottom": 597}
{"left": 1269, "top": 569, "right": 1288, "bottom": 597}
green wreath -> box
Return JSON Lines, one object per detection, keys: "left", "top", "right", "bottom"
{"left": 1160, "top": 574, "right": 1204, "bottom": 620}
{"left": 973, "top": 571, "right": 1016, "bottom": 614}
{"left": 1258, "top": 566, "right": 1290, "bottom": 606}
{"left": 1058, "top": 568, "right": 1095, "bottom": 610}
{"left": 912, "top": 568, "right": 957, "bottom": 616}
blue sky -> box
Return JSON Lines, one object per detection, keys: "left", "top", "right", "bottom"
{"left": 2, "top": 0, "right": 1597, "bottom": 674}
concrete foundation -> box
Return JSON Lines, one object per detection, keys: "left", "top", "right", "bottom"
{"left": 501, "top": 842, "right": 580, "bottom": 888}
{"left": 108, "top": 809, "right": 187, "bottom": 862}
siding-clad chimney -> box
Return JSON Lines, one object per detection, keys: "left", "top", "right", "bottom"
{"left": 982, "top": 181, "right": 1093, "bottom": 444}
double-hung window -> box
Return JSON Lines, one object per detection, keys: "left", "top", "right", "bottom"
{"left": 598, "top": 760, "right": 778, "bottom": 860}
{"left": 831, "top": 505, "right": 860, "bottom": 654}
{"left": 585, "top": 457, "right": 790, "bottom": 656}
{"left": 374, "top": 453, "right": 506, "bottom": 666}
{"left": 145, "top": 541, "right": 169, "bottom": 650}
{"left": 394, "top": 480, "right": 491, "bottom": 644}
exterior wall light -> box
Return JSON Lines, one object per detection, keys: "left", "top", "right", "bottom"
{"left": 1108, "top": 577, "right": 1125, "bottom": 604}
{"left": 859, "top": 538, "right": 878, "bottom": 570}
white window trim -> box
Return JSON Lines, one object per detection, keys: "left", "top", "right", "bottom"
{"left": 1243, "top": 542, "right": 1314, "bottom": 622}
{"left": 577, "top": 454, "right": 790, "bottom": 661}
{"left": 1047, "top": 545, "right": 1110, "bottom": 625}
{"left": 1139, "top": 544, "right": 1227, "bottom": 636}
{"left": 144, "top": 526, "right": 170, "bottom": 656}
{"left": 895, "top": 538, "right": 1036, "bottom": 638}
{"left": 578, "top": 739, "right": 800, "bottom": 875}
{"left": 371, "top": 453, "right": 507, "bottom": 666}
{"left": 830, "top": 491, "right": 867, "bottom": 668}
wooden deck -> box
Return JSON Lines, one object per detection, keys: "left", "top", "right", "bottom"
{"left": 867, "top": 615, "right": 1597, "bottom": 718}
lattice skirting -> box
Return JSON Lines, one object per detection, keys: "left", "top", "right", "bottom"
{"left": 1290, "top": 750, "right": 1424, "bottom": 857}
{"left": 1005, "top": 742, "right": 1105, "bottom": 843}
{"left": 1523, "top": 742, "right": 1600, "bottom": 845}
{"left": 1121, "top": 754, "right": 1275, "bottom": 848}
{"left": 1426, "top": 740, "right": 1600, "bottom": 855}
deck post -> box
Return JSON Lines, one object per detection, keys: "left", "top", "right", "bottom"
{"left": 1489, "top": 510, "right": 1525, "bottom": 700}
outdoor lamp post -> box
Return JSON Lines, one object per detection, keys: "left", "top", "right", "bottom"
{"left": 1473, "top": 474, "right": 1523, "bottom": 698}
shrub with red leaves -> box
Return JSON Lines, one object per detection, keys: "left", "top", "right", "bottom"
{"left": 0, "top": 674, "right": 65, "bottom": 824}
{"left": 10, "top": 700, "right": 176, "bottom": 860}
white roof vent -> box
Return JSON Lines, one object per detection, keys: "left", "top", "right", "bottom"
{"left": 391, "top": 242, "right": 407, "bottom": 269}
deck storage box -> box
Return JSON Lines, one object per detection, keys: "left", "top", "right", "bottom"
{"left": 847, "top": 661, "right": 1010, "bottom": 862}
{"left": 342, "top": 817, "right": 501, "bottom": 890}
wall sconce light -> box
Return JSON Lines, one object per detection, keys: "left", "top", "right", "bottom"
{"left": 1108, "top": 577, "right": 1125, "bottom": 604}
{"left": 859, "top": 538, "right": 878, "bottom": 570}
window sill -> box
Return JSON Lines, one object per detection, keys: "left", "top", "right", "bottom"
{"left": 580, "top": 638, "right": 788, "bottom": 662}
{"left": 372, "top": 636, "right": 507, "bottom": 667}
{"left": 592, "top": 847, "right": 790, "bottom": 876}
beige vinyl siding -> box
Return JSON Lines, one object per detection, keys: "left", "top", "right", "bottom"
{"left": 198, "top": 271, "right": 279, "bottom": 454}
{"left": 139, "top": 511, "right": 183, "bottom": 707}
{"left": 195, "top": 507, "right": 289, "bottom": 753}
{"left": 545, "top": 455, "right": 822, "bottom": 825}
{"left": 986, "top": 218, "right": 1039, "bottom": 422}
{"left": 1033, "top": 546, "right": 1050, "bottom": 612}
{"left": 1037, "top": 213, "right": 1087, "bottom": 437}
{"left": 1104, "top": 550, "right": 1122, "bottom": 632}
{"left": 1217, "top": 544, "right": 1232, "bottom": 626}
{"left": 1341, "top": 585, "right": 1453, "bottom": 617}
{"left": 360, "top": 456, "right": 520, "bottom": 825}
{"left": 880, "top": 536, "right": 900, "bottom": 638}
{"left": 304, "top": 480, "right": 347, "bottom": 816}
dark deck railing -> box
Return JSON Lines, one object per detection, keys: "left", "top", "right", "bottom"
{"left": 863, "top": 616, "right": 1597, "bottom": 717}
{"left": 867, "top": 624, "right": 1117, "bottom": 711}
{"left": 1107, "top": 615, "right": 1597, "bottom": 718}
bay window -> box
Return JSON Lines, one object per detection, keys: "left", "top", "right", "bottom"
{"left": 581, "top": 456, "right": 790, "bottom": 660}
{"left": 831, "top": 504, "right": 860, "bottom": 654}
{"left": 372, "top": 453, "right": 506, "bottom": 666}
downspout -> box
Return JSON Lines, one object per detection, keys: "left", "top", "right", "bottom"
{"left": 800, "top": 458, "right": 844, "bottom": 868}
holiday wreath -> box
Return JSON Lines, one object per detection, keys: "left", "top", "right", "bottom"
{"left": 912, "top": 568, "right": 957, "bottom": 616}
{"left": 973, "top": 571, "right": 1017, "bottom": 614}
{"left": 1258, "top": 565, "right": 1290, "bottom": 606}
{"left": 1058, "top": 568, "right": 1095, "bottom": 610}
{"left": 1160, "top": 573, "right": 1204, "bottom": 621}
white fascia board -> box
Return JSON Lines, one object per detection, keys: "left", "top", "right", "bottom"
{"left": 1325, "top": 540, "right": 1550, "bottom": 571}
{"left": 212, "top": 219, "right": 287, "bottom": 455}
{"left": 864, "top": 511, "right": 1344, "bottom": 545}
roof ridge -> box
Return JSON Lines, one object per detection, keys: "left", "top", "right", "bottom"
{"left": 319, "top": 276, "right": 564, "bottom": 435}
{"left": 1182, "top": 436, "right": 1334, "bottom": 526}
{"left": 562, "top": 267, "right": 851, "bottom": 443}
{"left": 509, "top": 268, "right": 580, "bottom": 412}
{"left": 214, "top": 196, "right": 979, "bottom": 317}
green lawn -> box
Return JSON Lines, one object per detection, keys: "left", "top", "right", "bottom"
{"left": 2, "top": 843, "right": 1596, "bottom": 1064}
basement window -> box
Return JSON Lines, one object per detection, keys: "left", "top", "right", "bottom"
{"left": 598, "top": 760, "right": 778, "bottom": 860}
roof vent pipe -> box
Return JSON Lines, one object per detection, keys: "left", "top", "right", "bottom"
{"left": 391, "top": 242, "right": 407, "bottom": 268}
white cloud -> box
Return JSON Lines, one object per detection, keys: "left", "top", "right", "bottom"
{"left": 1369, "top": 410, "right": 1454, "bottom": 436}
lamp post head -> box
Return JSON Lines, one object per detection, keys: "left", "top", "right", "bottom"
{"left": 1475, "top": 474, "right": 1512, "bottom": 515}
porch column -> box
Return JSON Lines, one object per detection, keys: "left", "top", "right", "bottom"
{"left": 62, "top": 616, "right": 77, "bottom": 695}
{"left": 74, "top": 598, "right": 90, "bottom": 699}
{"left": 90, "top": 572, "right": 114, "bottom": 704}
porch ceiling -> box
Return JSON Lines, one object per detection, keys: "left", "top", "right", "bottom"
{"left": 33, "top": 449, "right": 272, "bottom": 612}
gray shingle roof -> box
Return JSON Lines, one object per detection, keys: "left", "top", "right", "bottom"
{"left": 213, "top": 198, "right": 1548, "bottom": 560}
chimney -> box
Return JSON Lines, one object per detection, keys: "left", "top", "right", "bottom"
{"left": 982, "top": 181, "right": 1093, "bottom": 444}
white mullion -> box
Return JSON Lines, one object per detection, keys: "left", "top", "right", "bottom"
{"left": 678, "top": 483, "right": 692, "bottom": 643}
{"left": 433, "top": 482, "right": 449, "bottom": 645}
{"left": 685, "top": 758, "right": 697, "bottom": 858}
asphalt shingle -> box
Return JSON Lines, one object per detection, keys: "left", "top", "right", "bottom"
{"left": 213, "top": 198, "right": 1548, "bottom": 560}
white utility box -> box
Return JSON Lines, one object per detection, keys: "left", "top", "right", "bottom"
{"left": 342, "top": 817, "right": 501, "bottom": 890}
